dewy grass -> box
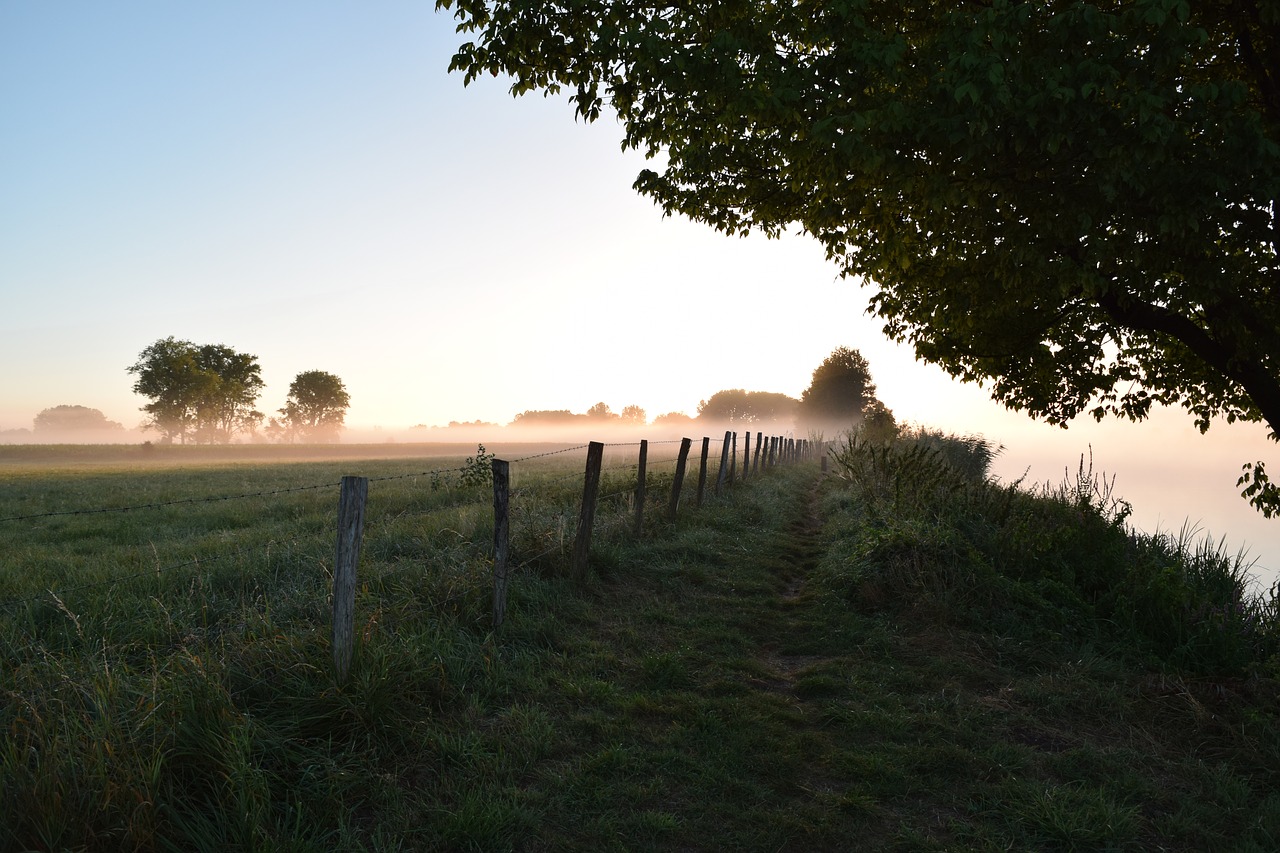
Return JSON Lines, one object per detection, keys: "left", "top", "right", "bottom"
{"left": 2, "top": 442, "right": 1279, "bottom": 850}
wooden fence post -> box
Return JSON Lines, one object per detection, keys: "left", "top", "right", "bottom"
{"left": 668, "top": 437, "right": 692, "bottom": 519}
{"left": 742, "top": 431, "right": 751, "bottom": 481}
{"left": 333, "top": 475, "right": 368, "bottom": 685}
{"left": 634, "top": 440, "right": 647, "bottom": 537}
{"left": 728, "top": 431, "right": 738, "bottom": 485}
{"left": 491, "top": 459, "right": 510, "bottom": 629}
{"left": 697, "top": 437, "right": 710, "bottom": 507}
{"left": 571, "top": 441, "right": 605, "bottom": 584}
{"left": 754, "top": 431, "right": 763, "bottom": 472}
{"left": 716, "top": 431, "right": 731, "bottom": 495}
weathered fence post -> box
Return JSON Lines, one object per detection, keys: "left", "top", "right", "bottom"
{"left": 634, "top": 440, "right": 647, "bottom": 537}
{"left": 571, "top": 441, "right": 605, "bottom": 584}
{"left": 668, "top": 437, "right": 692, "bottom": 519}
{"left": 754, "top": 431, "right": 763, "bottom": 473}
{"left": 742, "top": 431, "right": 751, "bottom": 481}
{"left": 769, "top": 436, "right": 778, "bottom": 467}
{"left": 716, "top": 431, "right": 731, "bottom": 495}
{"left": 491, "top": 459, "right": 510, "bottom": 629}
{"left": 729, "top": 432, "right": 738, "bottom": 485}
{"left": 333, "top": 475, "right": 368, "bottom": 685}
{"left": 697, "top": 437, "right": 710, "bottom": 507}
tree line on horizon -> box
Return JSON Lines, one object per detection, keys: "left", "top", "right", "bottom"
{"left": 493, "top": 347, "right": 896, "bottom": 438}
{"left": 12, "top": 345, "right": 891, "bottom": 445}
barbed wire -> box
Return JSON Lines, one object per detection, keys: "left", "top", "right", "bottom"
{"left": 510, "top": 444, "right": 590, "bottom": 463}
{"left": 511, "top": 466, "right": 588, "bottom": 494}
{"left": 0, "top": 435, "right": 766, "bottom": 526}
{"left": 0, "top": 433, "right": 808, "bottom": 630}
{"left": 367, "top": 465, "right": 470, "bottom": 484}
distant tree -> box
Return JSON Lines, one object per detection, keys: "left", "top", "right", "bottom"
{"left": 126, "top": 337, "right": 207, "bottom": 443}
{"left": 798, "top": 347, "right": 878, "bottom": 431}
{"left": 652, "top": 411, "right": 695, "bottom": 427}
{"left": 276, "top": 370, "right": 351, "bottom": 443}
{"left": 697, "top": 390, "right": 798, "bottom": 425}
{"left": 191, "top": 343, "right": 266, "bottom": 443}
{"left": 127, "top": 337, "right": 264, "bottom": 444}
{"left": 33, "top": 405, "right": 124, "bottom": 434}
{"left": 586, "top": 402, "right": 617, "bottom": 419}
{"left": 510, "top": 409, "right": 586, "bottom": 426}
{"left": 620, "top": 404, "right": 646, "bottom": 424}
{"left": 859, "top": 399, "right": 899, "bottom": 444}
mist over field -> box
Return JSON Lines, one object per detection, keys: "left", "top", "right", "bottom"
{"left": 2, "top": 407, "right": 1275, "bottom": 592}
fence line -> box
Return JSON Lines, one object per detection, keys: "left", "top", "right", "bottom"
{"left": 1, "top": 432, "right": 818, "bottom": 679}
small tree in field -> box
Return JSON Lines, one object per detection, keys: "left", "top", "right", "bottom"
{"left": 277, "top": 371, "right": 350, "bottom": 443}
{"left": 620, "top": 404, "right": 647, "bottom": 424}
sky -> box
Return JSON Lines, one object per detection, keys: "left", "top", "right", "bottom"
{"left": 2, "top": 2, "right": 1277, "bottom": 587}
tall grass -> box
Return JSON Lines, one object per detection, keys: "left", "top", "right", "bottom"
{"left": 821, "top": 427, "right": 1280, "bottom": 678}
{"left": 4, "top": 439, "right": 1277, "bottom": 850}
{"left": 0, "top": 445, "right": 721, "bottom": 850}
{"left": 0, "top": 456, "right": 506, "bottom": 848}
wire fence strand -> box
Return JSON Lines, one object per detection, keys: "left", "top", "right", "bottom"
{"left": 1, "top": 433, "right": 816, "bottom": 634}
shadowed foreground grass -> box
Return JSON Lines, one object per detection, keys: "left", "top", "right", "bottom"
{"left": 1, "top": 440, "right": 1277, "bottom": 850}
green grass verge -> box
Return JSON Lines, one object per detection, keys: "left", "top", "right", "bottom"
{"left": 2, "top": 442, "right": 1278, "bottom": 850}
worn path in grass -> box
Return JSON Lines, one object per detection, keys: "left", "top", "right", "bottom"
{"left": 499, "top": 466, "right": 870, "bottom": 850}
{"left": 473, "top": 464, "right": 1280, "bottom": 852}
{"left": 492, "top": 466, "right": 903, "bottom": 850}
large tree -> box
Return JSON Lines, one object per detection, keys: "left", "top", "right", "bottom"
{"left": 276, "top": 370, "right": 351, "bottom": 443}
{"left": 437, "top": 0, "right": 1280, "bottom": 513}
{"left": 798, "top": 347, "right": 880, "bottom": 432}
{"left": 191, "top": 344, "right": 266, "bottom": 444}
{"left": 127, "top": 337, "right": 264, "bottom": 444}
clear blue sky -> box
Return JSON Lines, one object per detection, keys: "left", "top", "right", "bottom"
{"left": 2, "top": 2, "right": 1275, "bottom": 584}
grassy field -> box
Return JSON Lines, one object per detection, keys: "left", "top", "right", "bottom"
{"left": 1, "top": 435, "right": 1278, "bottom": 850}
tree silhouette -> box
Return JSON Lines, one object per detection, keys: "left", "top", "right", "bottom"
{"left": 439, "top": 0, "right": 1280, "bottom": 513}
{"left": 798, "top": 347, "right": 878, "bottom": 432}
{"left": 276, "top": 371, "right": 351, "bottom": 443}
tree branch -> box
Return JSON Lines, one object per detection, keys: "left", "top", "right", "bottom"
{"left": 1096, "top": 291, "right": 1280, "bottom": 438}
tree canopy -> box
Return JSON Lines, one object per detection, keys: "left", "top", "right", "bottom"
{"left": 510, "top": 409, "right": 584, "bottom": 426}
{"left": 127, "top": 338, "right": 264, "bottom": 444}
{"left": 799, "top": 347, "right": 880, "bottom": 432}
{"left": 274, "top": 370, "right": 351, "bottom": 443}
{"left": 438, "top": 0, "right": 1280, "bottom": 512}
{"left": 33, "top": 405, "right": 124, "bottom": 434}
{"left": 697, "top": 389, "right": 798, "bottom": 425}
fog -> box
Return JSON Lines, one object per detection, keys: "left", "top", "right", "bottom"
{"left": 980, "top": 410, "right": 1279, "bottom": 593}
{"left": 5, "top": 409, "right": 1275, "bottom": 591}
